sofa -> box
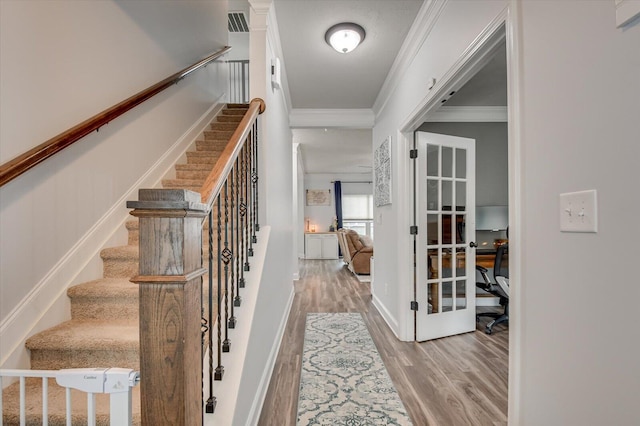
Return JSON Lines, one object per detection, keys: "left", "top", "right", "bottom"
{"left": 336, "top": 228, "right": 373, "bottom": 275}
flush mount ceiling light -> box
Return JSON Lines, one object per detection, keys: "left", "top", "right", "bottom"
{"left": 325, "top": 22, "right": 366, "bottom": 54}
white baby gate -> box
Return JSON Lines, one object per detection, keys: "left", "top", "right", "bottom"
{"left": 0, "top": 367, "right": 140, "bottom": 426}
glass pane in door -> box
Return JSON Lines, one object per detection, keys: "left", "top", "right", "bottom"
{"left": 456, "top": 280, "right": 467, "bottom": 309}
{"left": 427, "top": 214, "right": 439, "bottom": 246}
{"left": 442, "top": 146, "right": 453, "bottom": 177}
{"left": 456, "top": 181, "right": 466, "bottom": 211}
{"left": 427, "top": 144, "right": 439, "bottom": 177}
{"left": 427, "top": 180, "right": 439, "bottom": 211}
{"left": 442, "top": 281, "right": 453, "bottom": 312}
{"left": 456, "top": 148, "right": 467, "bottom": 178}
{"left": 442, "top": 180, "right": 453, "bottom": 211}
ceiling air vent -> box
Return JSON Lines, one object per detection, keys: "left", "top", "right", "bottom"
{"left": 228, "top": 12, "right": 249, "bottom": 33}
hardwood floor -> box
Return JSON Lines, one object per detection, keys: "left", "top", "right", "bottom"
{"left": 258, "top": 259, "right": 508, "bottom": 426}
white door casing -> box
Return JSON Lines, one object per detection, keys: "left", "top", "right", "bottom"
{"left": 415, "top": 132, "right": 476, "bottom": 341}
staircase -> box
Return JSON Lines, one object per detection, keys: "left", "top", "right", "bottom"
{"left": 1, "top": 104, "right": 248, "bottom": 425}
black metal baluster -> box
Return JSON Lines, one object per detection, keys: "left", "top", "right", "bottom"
{"left": 253, "top": 119, "right": 260, "bottom": 236}
{"left": 241, "top": 144, "right": 250, "bottom": 275}
{"left": 214, "top": 195, "right": 224, "bottom": 381}
{"left": 206, "top": 208, "right": 217, "bottom": 411}
{"left": 222, "top": 179, "right": 231, "bottom": 352}
{"left": 234, "top": 155, "right": 243, "bottom": 302}
{"left": 228, "top": 166, "right": 237, "bottom": 328}
{"left": 246, "top": 135, "right": 254, "bottom": 259}
{"left": 247, "top": 132, "right": 255, "bottom": 258}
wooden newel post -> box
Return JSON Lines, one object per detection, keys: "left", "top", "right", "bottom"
{"left": 127, "top": 189, "right": 207, "bottom": 426}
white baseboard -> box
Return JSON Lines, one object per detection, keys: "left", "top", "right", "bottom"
{"left": 0, "top": 96, "right": 225, "bottom": 370}
{"left": 371, "top": 293, "right": 400, "bottom": 338}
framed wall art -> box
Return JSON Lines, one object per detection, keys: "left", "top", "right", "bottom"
{"left": 306, "top": 189, "right": 331, "bottom": 206}
{"left": 374, "top": 137, "right": 392, "bottom": 206}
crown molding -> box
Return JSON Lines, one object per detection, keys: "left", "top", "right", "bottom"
{"left": 425, "top": 106, "right": 507, "bottom": 122}
{"left": 289, "top": 109, "right": 375, "bottom": 128}
{"left": 372, "top": 0, "right": 448, "bottom": 116}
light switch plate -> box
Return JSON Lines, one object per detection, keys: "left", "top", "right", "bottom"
{"left": 560, "top": 189, "right": 598, "bottom": 233}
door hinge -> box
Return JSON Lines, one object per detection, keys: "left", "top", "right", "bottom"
{"left": 410, "top": 301, "right": 419, "bottom": 311}
{"left": 410, "top": 225, "right": 418, "bottom": 235}
{"left": 409, "top": 149, "right": 418, "bottom": 159}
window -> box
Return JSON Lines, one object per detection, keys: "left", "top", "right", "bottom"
{"left": 342, "top": 194, "right": 374, "bottom": 238}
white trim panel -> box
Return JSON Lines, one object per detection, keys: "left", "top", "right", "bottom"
{"left": 425, "top": 106, "right": 508, "bottom": 122}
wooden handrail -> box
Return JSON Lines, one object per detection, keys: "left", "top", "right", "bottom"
{"left": 0, "top": 46, "right": 232, "bottom": 188}
{"left": 200, "top": 98, "right": 265, "bottom": 207}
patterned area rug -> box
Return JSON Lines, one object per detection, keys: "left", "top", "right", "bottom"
{"left": 297, "top": 313, "right": 412, "bottom": 425}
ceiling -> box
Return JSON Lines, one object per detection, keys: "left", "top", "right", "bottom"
{"left": 294, "top": 128, "right": 372, "bottom": 174}
{"left": 274, "top": 0, "right": 423, "bottom": 109}
{"left": 268, "top": 1, "right": 506, "bottom": 174}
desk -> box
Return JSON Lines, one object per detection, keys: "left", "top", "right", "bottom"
{"left": 427, "top": 251, "right": 496, "bottom": 313}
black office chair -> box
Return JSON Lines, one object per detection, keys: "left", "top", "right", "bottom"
{"left": 476, "top": 243, "right": 509, "bottom": 334}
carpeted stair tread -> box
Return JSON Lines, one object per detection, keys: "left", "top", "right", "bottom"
{"left": 197, "top": 139, "right": 228, "bottom": 151}
{"left": 209, "top": 122, "right": 238, "bottom": 131}
{"left": 175, "top": 163, "right": 213, "bottom": 171}
{"left": 175, "top": 168, "right": 212, "bottom": 180}
{"left": 186, "top": 151, "right": 222, "bottom": 164}
{"left": 226, "top": 103, "right": 249, "bottom": 109}
{"left": 1, "top": 378, "right": 141, "bottom": 426}
{"left": 204, "top": 129, "right": 235, "bottom": 139}
{"left": 126, "top": 219, "right": 140, "bottom": 246}
{"left": 26, "top": 320, "right": 138, "bottom": 352}
{"left": 174, "top": 163, "right": 215, "bottom": 181}
{"left": 125, "top": 220, "right": 138, "bottom": 233}
{"left": 161, "top": 178, "right": 205, "bottom": 189}
{"left": 100, "top": 245, "right": 138, "bottom": 278}
{"left": 221, "top": 108, "right": 247, "bottom": 116}
{"left": 217, "top": 114, "right": 244, "bottom": 123}
{"left": 68, "top": 279, "right": 139, "bottom": 322}
{"left": 100, "top": 245, "right": 138, "bottom": 261}
{"left": 68, "top": 278, "right": 137, "bottom": 299}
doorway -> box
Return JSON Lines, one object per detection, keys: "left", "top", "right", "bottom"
{"left": 411, "top": 33, "right": 508, "bottom": 342}
{"left": 402, "top": 22, "right": 519, "bottom": 420}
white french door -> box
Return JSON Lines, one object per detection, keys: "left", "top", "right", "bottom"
{"left": 415, "top": 132, "right": 476, "bottom": 341}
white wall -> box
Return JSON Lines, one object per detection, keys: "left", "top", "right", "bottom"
{"left": 0, "top": 0, "right": 228, "bottom": 367}
{"left": 515, "top": 2, "right": 640, "bottom": 424}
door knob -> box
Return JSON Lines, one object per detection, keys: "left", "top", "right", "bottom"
{"left": 469, "top": 241, "right": 478, "bottom": 248}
